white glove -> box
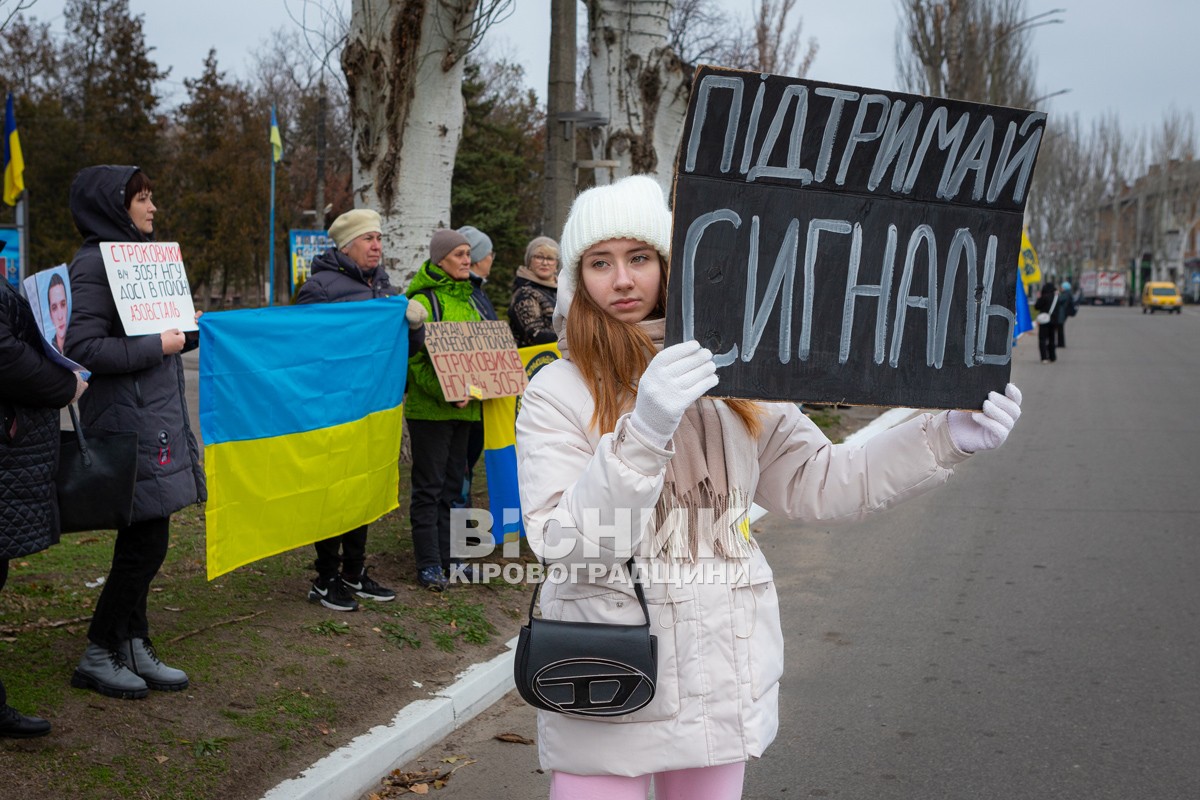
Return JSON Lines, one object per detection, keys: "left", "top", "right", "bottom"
{"left": 629, "top": 341, "right": 719, "bottom": 449}
{"left": 405, "top": 300, "right": 428, "bottom": 329}
{"left": 947, "top": 383, "right": 1022, "bottom": 453}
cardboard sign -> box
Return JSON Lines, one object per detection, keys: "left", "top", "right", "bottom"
{"left": 100, "top": 241, "right": 198, "bottom": 335}
{"left": 665, "top": 66, "right": 1045, "bottom": 410}
{"left": 424, "top": 321, "right": 527, "bottom": 402}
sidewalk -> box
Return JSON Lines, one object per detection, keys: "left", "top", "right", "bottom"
{"left": 260, "top": 407, "right": 922, "bottom": 800}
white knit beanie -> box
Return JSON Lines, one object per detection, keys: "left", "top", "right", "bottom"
{"left": 554, "top": 175, "right": 672, "bottom": 334}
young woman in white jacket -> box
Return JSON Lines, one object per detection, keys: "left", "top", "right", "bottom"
{"left": 515, "top": 175, "right": 1023, "bottom": 800}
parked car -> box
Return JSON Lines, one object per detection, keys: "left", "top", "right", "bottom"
{"left": 1142, "top": 281, "right": 1182, "bottom": 314}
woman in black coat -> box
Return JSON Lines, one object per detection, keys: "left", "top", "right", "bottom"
{"left": 65, "top": 166, "right": 205, "bottom": 700}
{"left": 1, "top": 280, "right": 84, "bottom": 736}
{"left": 1033, "top": 282, "right": 1061, "bottom": 364}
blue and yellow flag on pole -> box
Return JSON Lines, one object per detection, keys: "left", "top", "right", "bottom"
{"left": 1013, "top": 269, "right": 1033, "bottom": 344}
{"left": 3, "top": 92, "right": 25, "bottom": 206}
{"left": 1018, "top": 228, "right": 1041, "bottom": 288}
{"left": 482, "top": 342, "right": 561, "bottom": 543}
{"left": 199, "top": 299, "right": 409, "bottom": 579}
{"left": 269, "top": 106, "right": 283, "bottom": 163}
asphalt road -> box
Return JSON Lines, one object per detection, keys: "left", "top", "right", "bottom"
{"left": 387, "top": 304, "right": 1200, "bottom": 799}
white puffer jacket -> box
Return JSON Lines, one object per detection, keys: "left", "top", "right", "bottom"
{"left": 515, "top": 358, "right": 970, "bottom": 777}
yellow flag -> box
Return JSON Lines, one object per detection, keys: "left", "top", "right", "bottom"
{"left": 269, "top": 106, "right": 282, "bottom": 163}
{"left": 4, "top": 92, "right": 25, "bottom": 207}
{"left": 1019, "top": 228, "right": 1041, "bottom": 287}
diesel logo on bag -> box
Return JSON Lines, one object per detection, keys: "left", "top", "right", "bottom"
{"left": 532, "top": 657, "right": 655, "bottom": 716}
{"left": 515, "top": 558, "right": 659, "bottom": 718}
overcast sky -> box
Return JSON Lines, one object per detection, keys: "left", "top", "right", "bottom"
{"left": 23, "top": 0, "right": 1199, "bottom": 134}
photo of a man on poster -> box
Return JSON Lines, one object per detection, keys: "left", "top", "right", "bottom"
{"left": 44, "top": 271, "right": 70, "bottom": 354}
{"left": 21, "top": 263, "right": 90, "bottom": 379}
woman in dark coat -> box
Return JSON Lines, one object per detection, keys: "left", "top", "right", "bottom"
{"left": 1, "top": 280, "right": 84, "bottom": 736}
{"left": 507, "top": 236, "right": 559, "bottom": 348}
{"left": 65, "top": 165, "right": 205, "bottom": 700}
{"left": 1034, "top": 282, "right": 1061, "bottom": 364}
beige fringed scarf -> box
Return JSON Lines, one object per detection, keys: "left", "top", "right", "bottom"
{"left": 561, "top": 317, "right": 755, "bottom": 562}
{"left": 516, "top": 265, "right": 557, "bottom": 288}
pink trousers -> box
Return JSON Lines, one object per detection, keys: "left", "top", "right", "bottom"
{"left": 549, "top": 761, "right": 746, "bottom": 800}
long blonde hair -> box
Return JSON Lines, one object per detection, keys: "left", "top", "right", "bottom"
{"left": 565, "top": 257, "right": 762, "bottom": 438}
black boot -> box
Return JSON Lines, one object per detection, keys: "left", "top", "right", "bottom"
{"left": 0, "top": 704, "right": 51, "bottom": 738}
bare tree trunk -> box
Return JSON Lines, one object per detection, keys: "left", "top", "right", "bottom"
{"left": 583, "top": 0, "right": 691, "bottom": 192}
{"left": 343, "top": 0, "right": 480, "bottom": 287}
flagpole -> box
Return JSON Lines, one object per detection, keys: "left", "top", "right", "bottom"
{"left": 16, "top": 193, "right": 26, "bottom": 285}
{"left": 268, "top": 151, "right": 276, "bottom": 307}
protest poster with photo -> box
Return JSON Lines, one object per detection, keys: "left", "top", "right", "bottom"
{"left": 1, "top": 227, "right": 20, "bottom": 290}
{"left": 100, "top": 241, "right": 198, "bottom": 336}
{"left": 22, "top": 264, "right": 91, "bottom": 379}
{"left": 423, "top": 321, "right": 527, "bottom": 402}
{"left": 289, "top": 229, "right": 334, "bottom": 292}
{"left": 665, "top": 66, "right": 1046, "bottom": 410}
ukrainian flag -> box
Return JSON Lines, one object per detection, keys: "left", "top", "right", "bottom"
{"left": 1013, "top": 270, "right": 1033, "bottom": 344}
{"left": 199, "top": 298, "right": 409, "bottom": 579}
{"left": 3, "top": 92, "right": 25, "bottom": 207}
{"left": 482, "top": 342, "right": 560, "bottom": 543}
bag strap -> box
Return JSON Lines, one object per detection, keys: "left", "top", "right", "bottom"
{"left": 418, "top": 288, "right": 442, "bottom": 322}
{"left": 1048, "top": 294, "right": 1058, "bottom": 315}
{"left": 526, "top": 557, "right": 651, "bottom": 627}
{"left": 422, "top": 286, "right": 487, "bottom": 322}
{"left": 67, "top": 403, "right": 92, "bottom": 468}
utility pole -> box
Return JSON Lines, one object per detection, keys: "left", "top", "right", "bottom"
{"left": 543, "top": 0, "right": 577, "bottom": 240}
{"left": 316, "top": 80, "right": 327, "bottom": 227}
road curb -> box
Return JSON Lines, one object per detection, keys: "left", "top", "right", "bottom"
{"left": 260, "top": 406, "right": 919, "bottom": 800}
{"left": 261, "top": 637, "right": 519, "bottom": 800}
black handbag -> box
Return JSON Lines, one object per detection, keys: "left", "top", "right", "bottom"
{"left": 56, "top": 404, "right": 139, "bottom": 533}
{"left": 514, "top": 559, "right": 658, "bottom": 717}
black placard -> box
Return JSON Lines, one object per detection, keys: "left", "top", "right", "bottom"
{"left": 665, "top": 66, "right": 1045, "bottom": 409}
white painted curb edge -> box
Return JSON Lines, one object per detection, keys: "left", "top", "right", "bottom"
{"left": 262, "top": 407, "right": 919, "bottom": 800}
{"left": 261, "top": 636, "right": 519, "bottom": 800}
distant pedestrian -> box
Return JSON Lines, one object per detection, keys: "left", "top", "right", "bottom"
{"left": 2, "top": 280, "right": 86, "bottom": 737}
{"left": 295, "top": 208, "right": 411, "bottom": 611}
{"left": 1056, "top": 280, "right": 1076, "bottom": 348}
{"left": 65, "top": 166, "right": 203, "bottom": 700}
{"left": 1034, "top": 282, "right": 1061, "bottom": 363}
{"left": 508, "top": 236, "right": 559, "bottom": 348}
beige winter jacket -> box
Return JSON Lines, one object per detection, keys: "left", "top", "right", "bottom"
{"left": 515, "top": 358, "right": 970, "bottom": 776}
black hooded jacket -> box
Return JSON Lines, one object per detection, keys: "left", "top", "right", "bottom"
{"left": 1, "top": 282, "right": 77, "bottom": 558}
{"left": 64, "top": 165, "right": 205, "bottom": 522}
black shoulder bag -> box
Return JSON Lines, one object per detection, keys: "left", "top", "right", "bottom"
{"left": 514, "top": 559, "right": 658, "bottom": 717}
{"left": 56, "top": 404, "right": 139, "bottom": 533}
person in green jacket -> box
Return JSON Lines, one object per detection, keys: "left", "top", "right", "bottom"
{"left": 405, "top": 229, "right": 483, "bottom": 590}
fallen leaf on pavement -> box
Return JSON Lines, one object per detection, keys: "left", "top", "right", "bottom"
{"left": 495, "top": 732, "right": 535, "bottom": 745}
